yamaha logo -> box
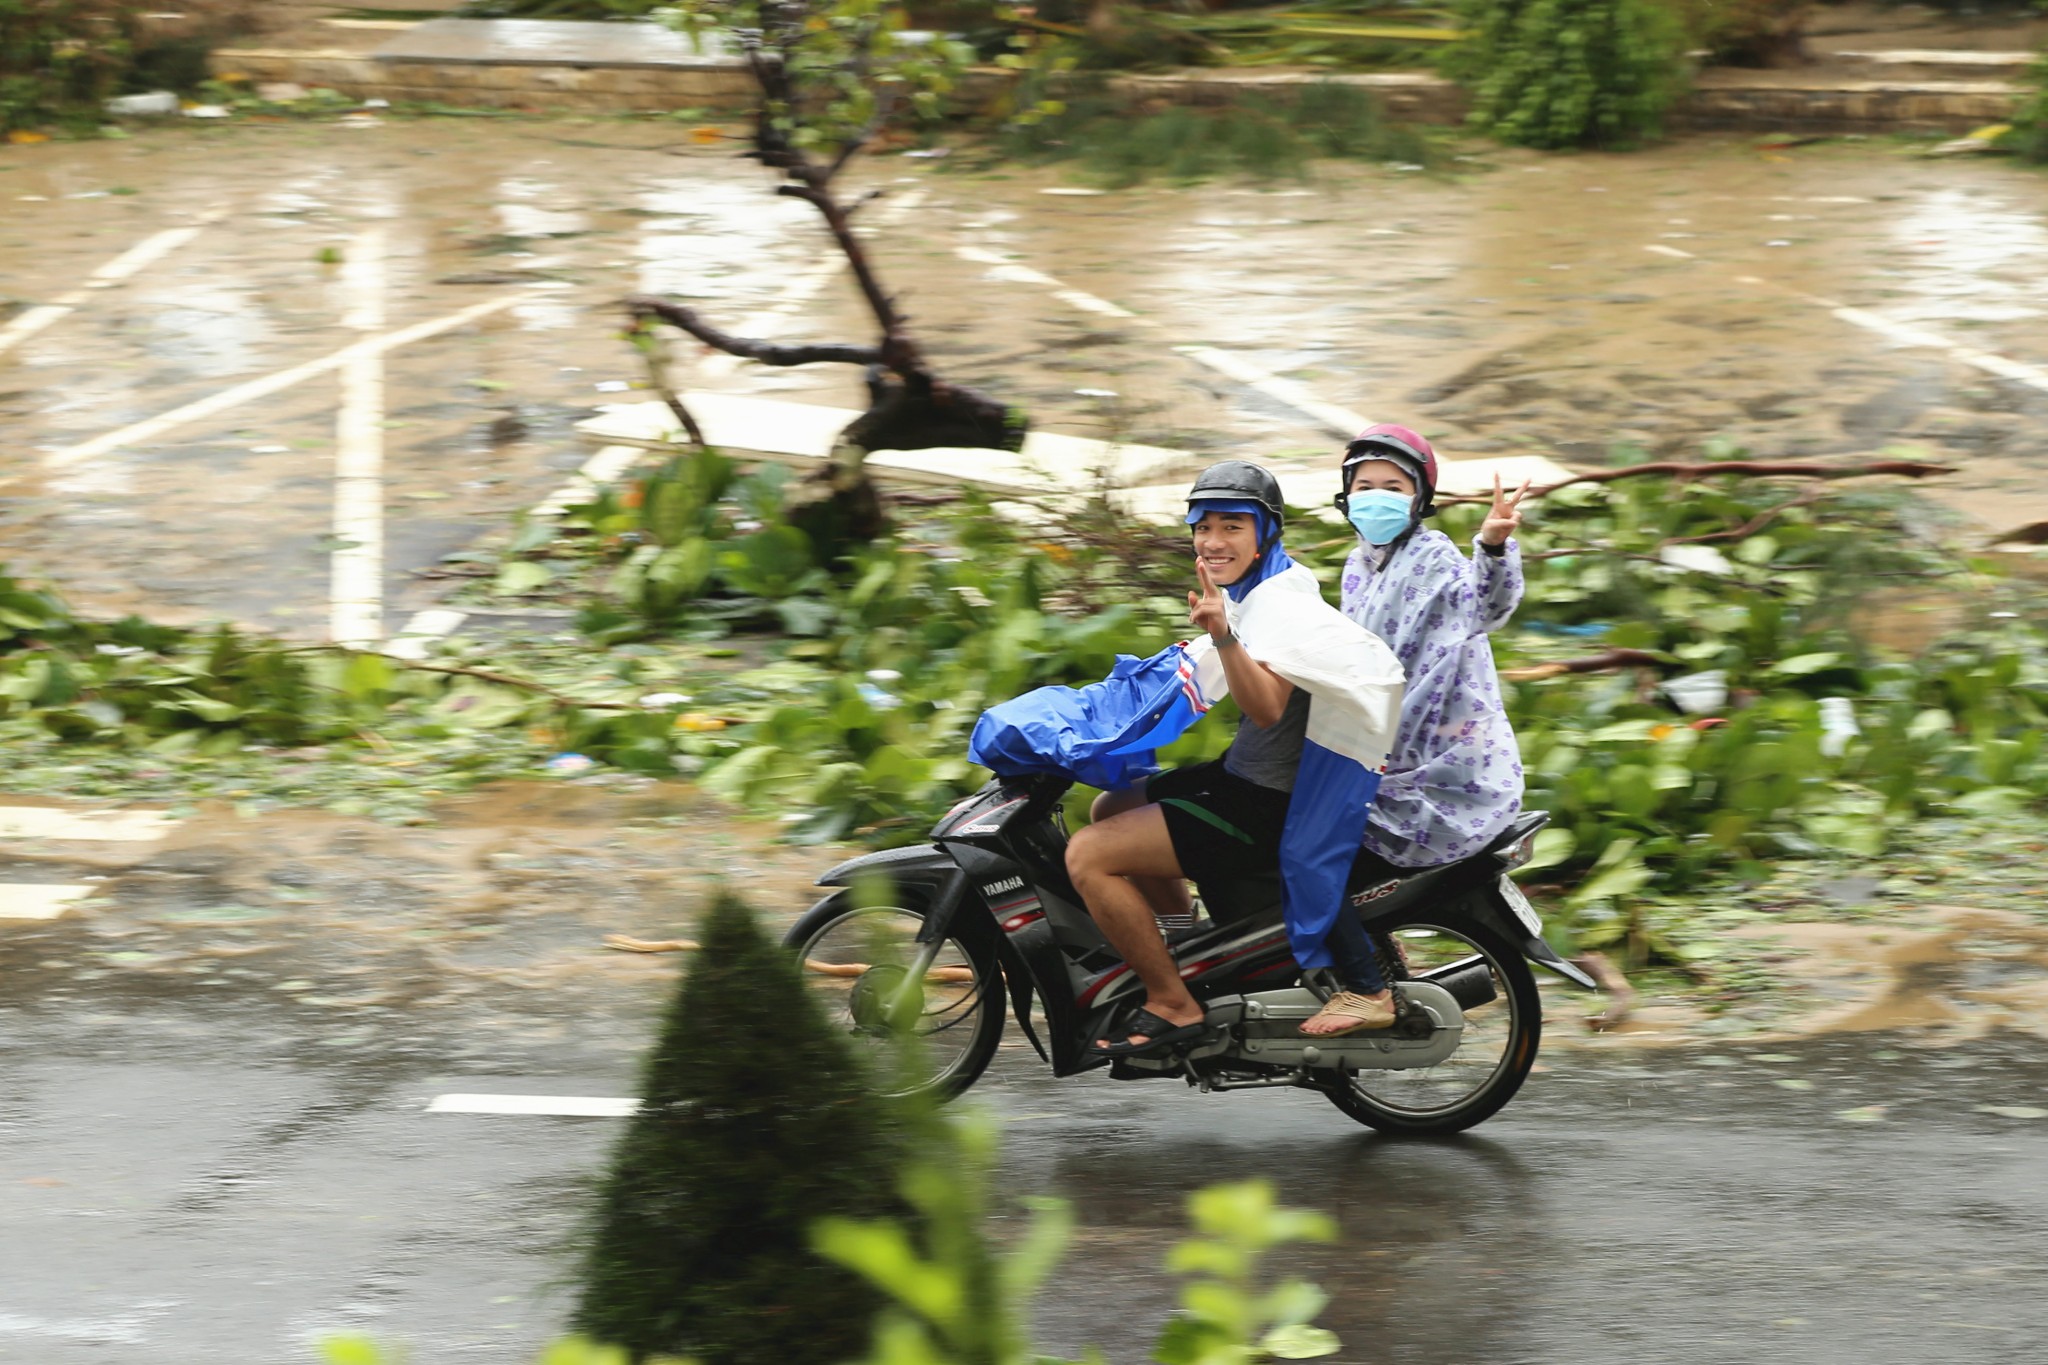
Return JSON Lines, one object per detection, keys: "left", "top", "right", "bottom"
{"left": 982, "top": 876, "right": 1024, "bottom": 897}
{"left": 1350, "top": 880, "right": 1398, "bottom": 907}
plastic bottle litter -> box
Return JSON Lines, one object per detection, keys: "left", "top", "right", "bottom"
{"left": 1818, "top": 697, "right": 1861, "bottom": 757}
{"left": 106, "top": 91, "right": 179, "bottom": 117}
{"left": 544, "top": 752, "right": 597, "bottom": 774}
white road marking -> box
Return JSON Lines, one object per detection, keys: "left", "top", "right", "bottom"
{"left": 385, "top": 608, "right": 470, "bottom": 661}
{"left": 331, "top": 226, "right": 389, "bottom": 648}
{"left": 1174, "top": 344, "right": 1370, "bottom": 439}
{"left": 1828, "top": 304, "right": 2048, "bottom": 394}
{"left": 953, "top": 242, "right": 1577, "bottom": 480}
{"left": 528, "top": 443, "right": 649, "bottom": 518}
{"left": 579, "top": 392, "right": 1196, "bottom": 493}
{"left": 0, "top": 806, "right": 177, "bottom": 918}
{"left": 0, "top": 885, "right": 95, "bottom": 920}
{"left": 427, "top": 1093, "right": 641, "bottom": 1117}
{"left": 43, "top": 294, "right": 523, "bottom": 472}
{"left": 0, "top": 807, "right": 179, "bottom": 841}
{"left": 954, "top": 245, "right": 1146, "bottom": 323}
{"left": 0, "top": 222, "right": 211, "bottom": 357}
{"left": 954, "top": 243, "right": 1395, "bottom": 440}
{"left": 1714, "top": 268, "right": 2048, "bottom": 398}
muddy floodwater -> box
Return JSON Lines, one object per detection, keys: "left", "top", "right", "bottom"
{"left": 3, "top": 120, "right": 2048, "bottom": 635}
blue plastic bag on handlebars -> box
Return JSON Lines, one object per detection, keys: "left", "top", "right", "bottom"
{"left": 968, "top": 642, "right": 1212, "bottom": 791}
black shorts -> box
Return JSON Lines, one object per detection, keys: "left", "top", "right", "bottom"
{"left": 1146, "top": 759, "right": 1292, "bottom": 886}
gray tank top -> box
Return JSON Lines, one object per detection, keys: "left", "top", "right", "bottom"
{"left": 1223, "top": 687, "right": 1310, "bottom": 793}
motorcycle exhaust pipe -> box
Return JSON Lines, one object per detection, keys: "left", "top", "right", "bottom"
{"left": 1420, "top": 958, "right": 1498, "bottom": 1012}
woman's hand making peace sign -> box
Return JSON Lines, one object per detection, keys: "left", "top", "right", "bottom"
{"left": 1478, "top": 472, "right": 1532, "bottom": 548}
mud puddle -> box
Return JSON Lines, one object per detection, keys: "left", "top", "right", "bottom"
{"left": 0, "top": 780, "right": 835, "bottom": 1074}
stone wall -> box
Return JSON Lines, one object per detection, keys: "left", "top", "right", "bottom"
{"left": 207, "top": 34, "right": 2024, "bottom": 131}
{"left": 257, "top": 0, "right": 468, "bottom": 23}
{"left": 210, "top": 51, "right": 757, "bottom": 112}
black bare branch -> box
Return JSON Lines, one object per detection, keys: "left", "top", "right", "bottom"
{"left": 625, "top": 297, "right": 881, "bottom": 368}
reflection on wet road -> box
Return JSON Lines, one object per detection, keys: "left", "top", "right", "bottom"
{"left": 6, "top": 125, "right": 2048, "bottom": 641}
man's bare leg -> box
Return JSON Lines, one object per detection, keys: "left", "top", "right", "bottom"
{"left": 1088, "top": 787, "right": 1195, "bottom": 925}
{"left": 1066, "top": 804, "right": 1202, "bottom": 1046}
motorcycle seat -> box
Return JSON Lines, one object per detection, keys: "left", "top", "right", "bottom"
{"left": 1196, "top": 810, "right": 1550, "bottom": 930}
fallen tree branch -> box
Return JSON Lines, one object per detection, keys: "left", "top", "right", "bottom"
{"left": 624, "top": 297, "right": 881, "bottom": 368}
{"left": 278, "top": 646, "right": 641, "bottom": 712}
{"left": 1440, "top": 458, "right": 1955, "bottom": 504}
{"left": 1500, "top": 648, "right": 1669, "bottom": 682}
{"left": 628, "top": 318, "right": 707, "bottom": 448}
{"left": 1658, "top": 485, "right": 1827, "bottom": 548}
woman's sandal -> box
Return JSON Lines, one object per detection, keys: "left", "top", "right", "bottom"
{"left": 1096, "top": 1006, "right": 1209, "bottom": 1057}
{"left": 1300, "top": 990, "right": 1396, "bottom": 1037}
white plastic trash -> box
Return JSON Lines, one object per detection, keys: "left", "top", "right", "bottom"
{"left": 1660, "top": 670, "right": 1729, "bottom": 716}
{"left": 1819, "top": 697, "right": 1861, "bottom": 757}
{"left": 106, "top": 91, "right": 179, "bottom": 117}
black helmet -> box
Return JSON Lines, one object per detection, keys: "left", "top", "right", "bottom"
{"left": 1184, "top": 460, "right": 1285, "bottom": 527}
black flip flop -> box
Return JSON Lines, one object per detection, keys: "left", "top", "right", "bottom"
{"left": 1095, "top": 1006, "right": 1207, "bottom": 1057}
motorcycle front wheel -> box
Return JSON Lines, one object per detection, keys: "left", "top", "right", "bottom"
{"left": 783, "top": 888, "right": 1004, "bottom": 1101}
{"left": 1317, "top": 911, "right": 1541, "bottom": 1136}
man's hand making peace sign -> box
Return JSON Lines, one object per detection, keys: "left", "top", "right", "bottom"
{"left": 1188, "top": 558, "right": 1231, "bottom": 643}
{"left": 1478, "top": 473, "right": 1532, "bottom": 548}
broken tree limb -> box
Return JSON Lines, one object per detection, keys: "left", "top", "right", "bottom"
{"left": 627, "top": 318, "right": 708, "bottom": 448}
{"left": 601, "top": 933, "right": 974, "bottom": 982}
{"left": 624, "top": 297, "right": 881, "bottom": 369}
{"left": 1658, "top": 485, "right": 1827, "bottom": 548}
{"left": 1439, "top": 458, "right": 1955, "bottom": 504}
{"left": 1500, "top": 648, "right": 1670, "bottom": 682}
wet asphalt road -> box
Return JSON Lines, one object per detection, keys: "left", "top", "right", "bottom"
{"left": 7, "top": 971, "right": 2048, "bottom": 1365}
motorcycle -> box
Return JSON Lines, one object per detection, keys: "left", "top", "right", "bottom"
{"left": 785, "top": 771, "right": 1595, "bottom": 1136}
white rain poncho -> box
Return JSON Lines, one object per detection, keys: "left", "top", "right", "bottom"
{"left": 1338, "top": 527, "right": 1525, "bottom": 868}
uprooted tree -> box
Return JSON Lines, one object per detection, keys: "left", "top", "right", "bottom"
{"left": 625, "top": 0, "right": 1027, "bottom": 555}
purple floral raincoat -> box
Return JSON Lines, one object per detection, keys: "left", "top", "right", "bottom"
{"left": 1338, "top": 528, "right": 1524, "bottom": 867}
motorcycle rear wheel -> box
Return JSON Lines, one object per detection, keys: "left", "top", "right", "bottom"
{"left": 1317, "top": 912, "right": 1541, "bottom": 1136}
{"left": 784, "top": 888, "right": 1004, "bottom": 1101}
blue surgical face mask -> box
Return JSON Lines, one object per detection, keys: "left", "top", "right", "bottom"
{"left": 1347, "top": 489, "right": 1415, "bottom": 546}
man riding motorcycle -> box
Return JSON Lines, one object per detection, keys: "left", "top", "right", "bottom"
{"left": 1064, "top": 461, "right": 1409, "bottom": 1052}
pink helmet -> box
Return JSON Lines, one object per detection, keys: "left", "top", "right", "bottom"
{"left": 1335, "top": 423, "right": 1433, "bottom": 499}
